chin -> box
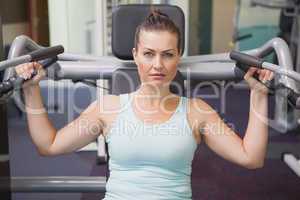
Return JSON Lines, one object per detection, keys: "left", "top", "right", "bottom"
{"left": 143, "top": 80, "right": 169, "bottom": 89}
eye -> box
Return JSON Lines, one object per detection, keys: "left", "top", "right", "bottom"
{"left": 162, "top": 52, "right": 174, "bottom": 58}
{"left": 144, "top": 52, "right": 154, "bottom": 57}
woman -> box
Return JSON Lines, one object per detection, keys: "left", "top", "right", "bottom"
{"left": 16, "top": 10, "right": 273, "bottom": 200}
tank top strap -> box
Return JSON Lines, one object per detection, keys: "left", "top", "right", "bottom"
{"left": 119, "top": 93, "right": 131, "bottom": 110}
{"left": 178, "top": 95, "right": 188, "bottom": 114}
{"left": 119, "top": 93, "right": 126, "bottom": 107}
{"left": 105, "top": 93, "right": 131, "bottom": 141}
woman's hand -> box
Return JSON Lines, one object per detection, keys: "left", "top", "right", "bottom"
{"left": 244, "top": 67, "right": 274, "bottom": 94}
{"left": 15, "top": 62, "right": 46, "bottom": 89}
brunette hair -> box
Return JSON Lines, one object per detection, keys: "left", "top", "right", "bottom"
{"left": 134, "top": 9, "right": 181, "bottom": 53}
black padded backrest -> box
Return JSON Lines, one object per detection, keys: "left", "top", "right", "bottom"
{"left": 0, "top": 17, "right": 3, "bottom": 81}
{"left": 110, "top": 68, "right": 141, "bottom": 95}
{"left": 112, "top": 4, "right": 185, "bottom": 60}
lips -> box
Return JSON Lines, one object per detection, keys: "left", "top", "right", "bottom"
{"left": 149, "top": 73, "right": 166, "bottom": 77}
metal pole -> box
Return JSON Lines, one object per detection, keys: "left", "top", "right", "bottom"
{"left": 0, "top": 176, "right": 106, "bottom": 193}
{"left": 0, "top": 15, "right": 11, "bottom": 200}
{"left": 282, "top": 154, "right": 300, "bottom": 177}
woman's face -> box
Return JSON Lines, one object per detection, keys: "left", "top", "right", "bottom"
{"left": 133, "top": 30, "right": 180, "bottom": 90}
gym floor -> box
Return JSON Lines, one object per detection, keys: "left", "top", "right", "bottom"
{"left": 8, "top": 83, "right": 300, "bottom": 200}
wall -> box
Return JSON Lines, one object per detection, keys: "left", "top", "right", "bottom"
{"left": 2, "top": 23, "right": 29, "bottom": 46}
{"left": 0, "top": 0, "right": 29, "bottom": 46}
{"left": 212, "top": 0, "right": 236, "bottom": 53}
{"left": 168, "top": 0, "right": 189, "bottom": 56}
{"left": 187, "top": 0, "right": 236, "bottom": 55}
{"left": 188, "top": 0, "right": 200, "bottom": 55}
{"left": 48, "top": 0, "right": 97, "bottom": 54}
{"left": 238, "top": 0, "right": 279, "bottom": 28}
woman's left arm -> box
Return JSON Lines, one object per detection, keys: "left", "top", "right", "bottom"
{"left": 199, "top": 67, "right": 273, "bottom": 169}
{"left": 241, "top": 86, "right": 268, "bottom": 168}
{"left": 242, "top": 68, "right": 273, "bottom": 168}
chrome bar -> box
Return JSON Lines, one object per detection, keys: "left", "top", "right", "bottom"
{"left": 0, "top": 176, "right": 107, "bottom": 193}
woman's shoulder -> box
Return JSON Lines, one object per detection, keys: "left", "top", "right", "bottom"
{"left": 97, "top": 94, "right": 122, "bottom": 114}
{"left": 184, "top": 96, "right": 217, "bottom": 125}
{"left": 82, "top": 94, "right": 120, "bottom": 116}
{"left": 85, "top": 94, "right": 123, "bottom": 129}
{"left": 185, "top": 96, "right": 215, "bottom": 113}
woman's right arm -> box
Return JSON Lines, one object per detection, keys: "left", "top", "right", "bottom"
{"left": 17, "top": 62, "right": 104, "bottom": 156}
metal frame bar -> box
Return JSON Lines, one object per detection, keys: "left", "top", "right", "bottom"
{"left": 0, "top": 15, "right": 12, "bottom": 200}
{"left": 251, "top": 0, "right": 296, "bottom": 9}
{"left": 282, "top": 153, "right": 300, "bottom": 177}
{"left": 0, "top": 176, "right": 106, "bottom": 193}
{"left": 3, "top": 35, "right": 299, "bottom": 133}
{"left": 1, "top": 34, "right": 299, "bottom": 193}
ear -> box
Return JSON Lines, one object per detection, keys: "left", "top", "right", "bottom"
{"left": 132, "top": 48, "right": 137, "bottom": 60}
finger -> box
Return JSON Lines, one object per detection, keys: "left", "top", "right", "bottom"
{"left": 259, "top": 70, "right": 266, "bottom": 81}
{"left": 33, "top": 62, "right": 43, "bottom": 70}
{"left": 15, "top": 66, "right": 22, "bottom": 75}
{"left": 24, "top": 67, "right": 32, "bottom": 78}
{"left": 264, "top": 70, "right": 271, "bottom": 82}
{"left": 15, "top": 63, "right": 32, "bottom": 79}
{"left": 17, "top": 68, "right": 27, "bottom": 79}
{"left": 32, "top": 67, "right": 46, "bottom": 81}
{"left": 268, "top": 71, "right": 274, "bottom": 81}
{"left": 15, "top": 63, "right": 27, "bottom": 74}
{"left": 264, "top": 70, "right": 272, "bottom": 81}
{"left": 244, "top": 67, "right": 257, "bottom": 80}
{"left": 263, "top": 70, "right": 273, "bottom": 82}
{"left": 258, "top": 70, "right": 264, "bottom": 82}
{"left": 29, "top": 68, "right": 34, "bottom": 74}
{"left": 16, "top": 63, "right": 31, "bottom": 73}
{"left": 24, "top": 64, "right": 35, "bottom": 78}
{"left": 25, "top": 62, "right": 34, "bottom": 70}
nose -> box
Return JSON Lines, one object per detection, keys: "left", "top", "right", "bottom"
{"left": 153, "top": 55, "right": 163, "bottom": 71}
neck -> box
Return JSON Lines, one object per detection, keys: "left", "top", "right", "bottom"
{"left": 134, "top": 84, "right": 173, "bottom": 107}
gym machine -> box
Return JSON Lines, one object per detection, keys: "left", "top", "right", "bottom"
{"left": 0, "top": 4, "right": 299, "bottom": 199}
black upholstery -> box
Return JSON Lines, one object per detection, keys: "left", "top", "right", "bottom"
{"left": 109, "top": 68, "right": 140, "bottom": 95}
{"left": 112, "top": 4, "right": 185, "bottom": 60}
{"left": 110, "top": 4, "right": 186, "bottom": 96}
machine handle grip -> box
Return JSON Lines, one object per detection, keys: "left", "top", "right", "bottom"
{"left": 29, "top": 45, "right": 64, "bottom": 61}
{"left": 230, "top": 50, "right": 264, "bottom": 71}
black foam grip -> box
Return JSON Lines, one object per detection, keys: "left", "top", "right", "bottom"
{"left": 234, "top": 63, "right": 261, "bottom": 82}
{"left": 29, "top": 45, "right": 64, "bottom": 61}
{"left": 38, "top": 57, "right": 58, "bottom": 69}
{"left": 230, "top": 51, "right": 263, "bottom": 69}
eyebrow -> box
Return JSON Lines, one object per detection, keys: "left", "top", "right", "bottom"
{"left": 144, "top": 48, "right": 175, "bottom": 53}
